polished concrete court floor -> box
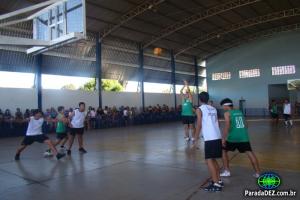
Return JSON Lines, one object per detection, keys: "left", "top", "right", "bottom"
{"left": 0, "top": 120, "right": 299, "bottom": 200}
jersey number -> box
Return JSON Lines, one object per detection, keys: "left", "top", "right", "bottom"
{"left": 235, "top": 117, "right": 245, "bottom": 128}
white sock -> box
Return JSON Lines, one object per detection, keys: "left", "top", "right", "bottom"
{"left": 289, "top": 120, "right": 293, "bottom": 126}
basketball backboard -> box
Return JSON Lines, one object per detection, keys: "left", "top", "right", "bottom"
{"left": 0, "top": 0, "right": 86, "bottom": 55}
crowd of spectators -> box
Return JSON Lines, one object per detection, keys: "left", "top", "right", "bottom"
{"left": 0, "top": 105, "right": 182, "bottom": 137}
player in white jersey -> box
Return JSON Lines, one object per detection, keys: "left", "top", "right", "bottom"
{"left": 14, "top": 109, "right": 65, "bottom": 160}
{"left": 67, "top": 102, "right": 87, "bottom": 155}
{"left": 195, "top": 92, "right": 223, "bottom": 192}
{"left": 283, "top": 99, "right": 293, "bottom": 127}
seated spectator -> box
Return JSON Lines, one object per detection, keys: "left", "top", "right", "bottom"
{"left": 104, "top": 106, "right": 108, "bottom": 115}
{"left": 24, "top": 109, "right": 31, "bottom": 119}
{"left": 123, "top": 107, "right": 129, "bottom": 126}
{"left": 15, "top": 108, "right": 23, "bottom": 121}
{"left": 0, "top": 104, "right": 182, "bottom": 137}
{"left": 50, "top": 107, "right": 57, "bottom": 119}
{"left": 89, "top": 107, "right": 96, "bottom": 129}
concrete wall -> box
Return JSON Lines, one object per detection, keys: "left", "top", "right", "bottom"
{"left": 207, "top": 31, "right": 300, "bottom": 110}
{"left": 0, "top": 88, "right": 198, "bottom": 112}
{"left": 0, "top": 88, "right": 36, "bottom": 112}
{"left": 43, "top": 89, "right": 99, "bottom": 110}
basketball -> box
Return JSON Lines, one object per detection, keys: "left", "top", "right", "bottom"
{"left": 153, "top": 47, "right": 162, "bottom": 56}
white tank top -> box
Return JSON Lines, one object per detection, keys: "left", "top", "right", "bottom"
{"left": 283, "top": 103, "right": 291, "bottom": 114}
{"left": 71, "top": 109, "right": 85, "bottom": 128}
{"left": 199, "top": 104, "right": 222, "bottom": 141}
{"left": 26, "top": 117, "right": 44, "bottom": 136}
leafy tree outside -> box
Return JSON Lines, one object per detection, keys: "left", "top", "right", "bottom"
{"left": 79, "top": 79, "right": 124, "bottom": 92}
{"left": 61, "top": 84, "right": 77, "bottom": 90}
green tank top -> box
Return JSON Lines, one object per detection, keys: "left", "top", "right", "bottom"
{"left": 271, "top": 105, "right": 278, "bottom": 114}
{"left": 182, "top": 99, "right": 194, "bottom": 116}
{"left": 227, "top": 110, "right": 249, "bottom": 142}
{"left": 56, "top": 113, "right": 66, "bottom": 133}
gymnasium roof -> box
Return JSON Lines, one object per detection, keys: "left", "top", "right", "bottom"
{"left": 0, "top": 0, "right": 300, "bottom": 82}
{"left": 1, "top": 0, "right": 300, "bottom": 58}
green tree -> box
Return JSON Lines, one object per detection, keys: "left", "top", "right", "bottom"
{"left": 80, "top": 79, "right": 124, "bottom": 92}
{"left": 102, "top": 79, "right": 123, "bottom": 92}
{"left": 80, "top": 79, "right": 96, "bottom": 91}
{"left": 61, "top": 84, "right": 77, "bottom": 90}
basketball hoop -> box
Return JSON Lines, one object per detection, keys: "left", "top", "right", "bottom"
{"left": 0, "top": 0, "right": 86, "bottom": 55}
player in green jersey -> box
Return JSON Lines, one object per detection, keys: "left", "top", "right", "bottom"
{"left": 180, "top": 80, "right": 196, "bottom": 144}
{"left": 270, "top": 99, "right": 279, "bottom": 124}
{"left": 44, "top": 106, "right": 69, "bottom": 157}
{"left": 219, "top": 98, "right": 261, "bottom": 178}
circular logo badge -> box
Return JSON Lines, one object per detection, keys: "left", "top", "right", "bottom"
{"left": 257, "top": 172, "right": 281, "bottom": 190}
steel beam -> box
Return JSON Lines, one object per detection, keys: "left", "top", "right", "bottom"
{"left": 35, "top": 54, "right": 43, "bottom": 110}
{"left": 0, "top": 0, "right": 64, "bottom": 21}
{"left": 170, "top": 50, "right": 177, "bottom": 109}
{"left": 96, "top": 35, "right": 102, "bottom": 108}
{"left": 176, "top": 7, "right": 300, "bottom": 56}
{"left": 100, "top": 0, "right": 165, "bottom": 40}
{"left": 194, "top": 56, "right": 199, "bottom": 106}
{"left": 143, "top": 0, "right": 261, "bottom": 48}
{"left": 138, "top": 44, "right": 145, "bottom": 111}
{"left": 202, "top": 23, "right": 300, "bottom": 59}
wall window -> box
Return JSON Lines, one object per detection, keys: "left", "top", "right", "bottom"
{"left": 272, "top": 65, "right": 296, "bottom": 76}
{"left": 124, "top": 81, "right": 139, "bottom": 92}
{"left": 0, "top": 71, "right": 35, "bottom": 88}
{"left": 239, "top": 69, "right": 260, "bottom": 79}
{"left": 42, "top": 74, "right": 93, "bottom": 90}
{"left": 144, "top": 82, "right": 172, "bottom": 93}
{"left": 212, "top": 72, "right": 231, "bottom": 80}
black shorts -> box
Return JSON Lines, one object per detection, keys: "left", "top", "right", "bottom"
{"left": 21, "top": 135, "right": 49, "bottom": 145}
{"left": 223, "top": 141, "right": 252, "bottom": 153}
{"left": 182, "top": 116, "right": 195, "bottom": 125}
{"left": 204, "top": 139, "right": 222, "bottom": 159}
{"left": 283, "top": 114, "right": 291, "bottom": 121}
{"left": 65, "top": 126, "right": 71, "bottom": 133}
{"left": 56, "top": 132, "right": 68, "bottom": 140}
{"left": 70, "top": 128, "right": 84, "bottom": 136}
{"left": 271, "top": 113, "right": 278, "bottom": 119}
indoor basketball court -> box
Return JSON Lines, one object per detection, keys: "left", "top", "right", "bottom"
{"left": 0, "top": 0, "right": 299, "bottom": 199}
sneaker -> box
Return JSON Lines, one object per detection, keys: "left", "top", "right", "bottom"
{"left": 204, "top": 183, "right": 222, "bottom": 192}
{"left": 285, "top": 121, "right": 288, "bottom": 126}
{"left": 43, "top": 149, "right": 53, "bottom": 157}
{"left": 59, "top": 147, "right": 66, "bottom": 154}
{"left": 218, "top": 180, "right": 224, "bottom": 187}
{"left": 210, "top": 180, "right": 224, "bottom": 188}
{"left": 253, "top": 173, "right": 260, "bottom": 178}
{"left": 191, "top": 137, "right": 195, "bottom": 143}
{"left": 56, "top": 153, "right": 66, "bottom": 160}
{"left": 185, "top": 137, "right": 190, "bottom": 142}
{"left": 220, "top": 170, "right": 231, "bottom": 177}
{"left": 79, "top": 148, "right": 87, "bottom": 154}
{"left": 67, "top": 150, "right": 71, "bottom": 155}
{"left": 14, "top": 154, "right": 20, "bottom": 161}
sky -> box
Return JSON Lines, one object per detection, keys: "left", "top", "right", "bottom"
{"left": 0, "top": 71, "right": 205, "bottom": 93}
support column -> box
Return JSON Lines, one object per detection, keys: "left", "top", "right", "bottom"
{"left": 96, "top": 36, "right": 102, "bottom": 108}
{"left": 194, "top": 56, "right": 199, "bottom": 106}
{"left": 171, "top": 50, "right": 177, "bottom": 109}
{"left": 139, "top": 44, "right": 145, "bottom": 111}
{"left": 35, "top": 54, "right": 42, "bottom": 110}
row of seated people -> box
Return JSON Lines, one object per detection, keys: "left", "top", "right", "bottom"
{"left": 0, "top": 105, "right": 182, "bottom": 137}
